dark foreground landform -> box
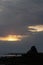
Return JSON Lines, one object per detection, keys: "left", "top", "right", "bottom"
{"left": 0, "top": 46, "right": 43, "bottom": 65}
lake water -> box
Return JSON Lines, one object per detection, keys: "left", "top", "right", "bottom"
{"left": 0, "top": 41, "right": 27, "bottom": 55}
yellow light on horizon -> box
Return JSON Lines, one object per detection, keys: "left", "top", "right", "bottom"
{"left": 0, "top": 35, "right": 23, "bottom": 41}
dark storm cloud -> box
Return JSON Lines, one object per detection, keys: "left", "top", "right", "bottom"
{"left": 0, "top": 0, "right": 43, "bottom": 36}
{"left": 0, "top": 0, "right": 43, "bottom": 54}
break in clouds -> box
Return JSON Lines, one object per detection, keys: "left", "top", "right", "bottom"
{"left": 0, "top": 0, "right": 43, "bottom": 54}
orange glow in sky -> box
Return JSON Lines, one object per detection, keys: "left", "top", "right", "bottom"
{"left": 0, "top": 35, "right": 23, "bottom": 41}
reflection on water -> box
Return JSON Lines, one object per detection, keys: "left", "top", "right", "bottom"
{"left": 0, "top": 55, "right": 22, "bottom": 57}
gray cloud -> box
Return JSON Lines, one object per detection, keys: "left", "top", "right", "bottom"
{"left": 0, "top": 0, "right": 43, "bottom": 54}
{"left": 0, "top": 0, "right": 43, "bottom": 35}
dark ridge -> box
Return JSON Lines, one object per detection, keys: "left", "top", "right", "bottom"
{"left": 0, "top": 46, "right": 43, "bottom": 65}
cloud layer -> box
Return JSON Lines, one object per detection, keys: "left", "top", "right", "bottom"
{"left": 0, "top": 0, "right": 43, "bottom": 54}
{"left": 0, "top": 0, "right": 43, "bottom": 36}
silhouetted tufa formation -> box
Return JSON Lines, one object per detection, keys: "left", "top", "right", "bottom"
{"left": 27, "top": 46, "right": 38, "bottom": 56}
{"left": 0, "top": 46, "right": 43, "bottom": 65}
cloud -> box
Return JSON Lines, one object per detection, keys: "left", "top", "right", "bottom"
{"left": 0, "top": 0, "right": 43, "bottom": 39}
{"left": 0, "top": 0, "right": 43, "bottom": 54}
{"left": 28, "top": 25, "right": 43, "bottom": 32}
{"left": 0, "top": 6, "right": 4, "bottom": 12}
{"left": 0, "top": 35, "right": 28, "bottom": 41}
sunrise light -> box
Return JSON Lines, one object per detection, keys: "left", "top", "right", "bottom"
{"left": 28, "top": 25, "right": 43, "bottom": 32}
{"left": 0, "top": 35, "right": 23, "bottom": 41}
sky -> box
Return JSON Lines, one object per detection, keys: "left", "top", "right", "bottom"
{"left": 0, "top": 0, "right": 43, "bottom": 54}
